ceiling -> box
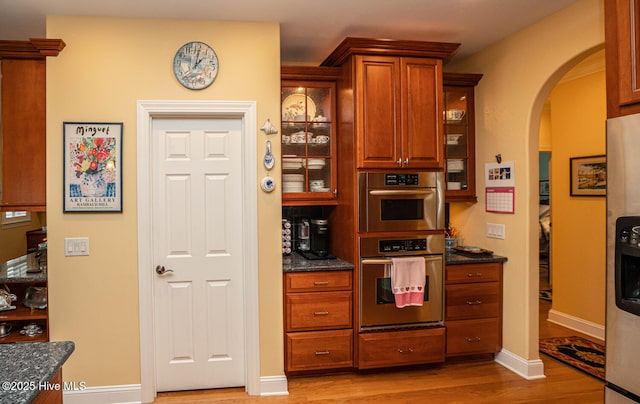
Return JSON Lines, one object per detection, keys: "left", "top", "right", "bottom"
{"left": 0, "top": 0, "right": 581, "bottom": 65}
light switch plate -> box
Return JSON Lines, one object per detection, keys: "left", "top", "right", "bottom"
{"left": 487, "top": 223, "right": 505, "bottom": 239}
{"left": 64, "top": 237, "right": 90, "bottom": 256}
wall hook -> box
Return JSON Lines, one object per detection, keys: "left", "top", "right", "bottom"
{"left": 260, "top": 119, "right": 278, "bottom": 135}
{"left": 495, "top": 154, "right": 502, "bottom": 164}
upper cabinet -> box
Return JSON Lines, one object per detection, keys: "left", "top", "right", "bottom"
{"left": 281, "top": 66, "right": 341, "bottom": 206}
{"left": 354, "top": 55, "right": 443, "bottom": 169}
{"left": 444, "top": 73, "right": 482, "bottom": 202}
{"left": 322, "top": 37, "right": 460, "bottom": 171}
{"left": 0, "top": 39, "right": 65, "bottom": 211}
{"left": 605, "top": 0, "right": 640, "bottom": 117}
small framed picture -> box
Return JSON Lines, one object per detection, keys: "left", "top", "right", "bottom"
{"left": 569, "top": 155, "right": 606, "bottom": 197}
{"left": 63, "top": 122, "right": 123, "bottom": 212}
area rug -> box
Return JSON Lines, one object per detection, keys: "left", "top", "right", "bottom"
{"left": 539, "top": 336, "right": 605, "bottom": 381}
{"left": 539, "top": 289, "right": 552, "bottom": 301}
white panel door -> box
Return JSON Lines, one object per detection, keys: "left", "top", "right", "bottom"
{"left": 152, "top": 117, "right": 245, "bottom": 391}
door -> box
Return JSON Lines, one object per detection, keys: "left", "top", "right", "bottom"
{"left": 152, "top": 117, "right": 245, "bottom": 391}
{"left": 401, "top": 57, "right": 443, "bottom": 169}
{"left": 356, "top": 55, "right": 401, "bottom": 168}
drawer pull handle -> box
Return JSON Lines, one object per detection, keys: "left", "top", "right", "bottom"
{"left": 466, "top": 337, "right": 482, "bottom": 343}
{"left": 313, "top": 281, "right": 330, "bottom": 286}
{"left": 466, "top": 300, "right": 482, "bottom": 305}
{"left": 466, "top": 272, "right": 483, "bottom": 277}
{"left": 397, "top": 347, "right": 414, "bottom": 354}
{"left": 313, "top": 311, "right": 329, "bottom": 316}
{"left": 315, "top": 350, "right": 330, "bottom": 355}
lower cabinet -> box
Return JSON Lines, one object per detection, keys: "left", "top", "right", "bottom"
{"left": 444, "top": 261, "right": 503, "bottom": 357}
{"left": 286, "top": 329, "right": 353, "bottom": 372}
{"left": 358, "top": 327, "right": 445, "bottom": 369}
{"left": 32, "top": 369, "right": 62, "bottom": 404}
{"left": 284, "top": 270, "right": 353, "bottom": 373}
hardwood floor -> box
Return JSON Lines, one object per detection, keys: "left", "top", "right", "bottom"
{"left": 155, "top": 298, "right": 605, "bottom": 403}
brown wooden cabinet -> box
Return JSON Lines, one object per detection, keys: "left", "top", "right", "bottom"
{"left": 284, "top": 270, "right": 353, "bottom": 373}
{"left": 443, "top": 73, "right": 482, "bottom": 202}
{"left": 354, "top": 55, "right": 444, "bottom": 169}
{"left": 0, "top": 280, "right": 49, "bottom": 343}
{"left": 444, "top": 261, "right": 503, "bottom": 357}
{"left": 32, "top": 369, "right": 62, "bottom": 404}
{"left": 358, "top": 327, "right": 445, "bottom": 369}
{"left": 605, "top": 0, "right": 640, "bottom": 117}
{"left": 322, "top": 37, "right": 459, "bottom": 171}
{"left": 0, "top": 39, "right": 65, "bottom": 211}
{"left": 281, "top": 66, "right": 340, "bottom": 206}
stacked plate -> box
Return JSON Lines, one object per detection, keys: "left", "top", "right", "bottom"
{"left": 282, "top": 158, "right": 303, "bottom": 170}
{"left": 283, "top": 174, "right": 304, "bottom": 193}
{"left": 303, "top": 158, "right": 326, "bottom": 170}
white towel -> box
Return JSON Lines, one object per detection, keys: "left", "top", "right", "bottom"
{"left": 389, "top": 257, "right": 425, "bottom": 308}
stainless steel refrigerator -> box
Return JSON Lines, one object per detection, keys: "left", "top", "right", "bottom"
{"left": 606, "top": 113, "right": 640, "bottom": 403}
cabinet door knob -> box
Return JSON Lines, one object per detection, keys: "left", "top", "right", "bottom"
{"left": 396, "top": 158, "right": 402, "bottom": 166}
{"left": 404, "top": 158, "right": 409, "bottom": 166}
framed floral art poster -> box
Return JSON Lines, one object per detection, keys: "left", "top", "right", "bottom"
{"left": 63, "top": 122, "right": 122, "bottom": 212}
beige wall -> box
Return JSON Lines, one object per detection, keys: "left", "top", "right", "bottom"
{"left": 446, "top": 0, "right": 604, "bottom": 360}
{"left": 45, "top": 16, "right": 283, "bottom": 386}
{"left": 548, "top": 70, "right": 606, "bottom": 325}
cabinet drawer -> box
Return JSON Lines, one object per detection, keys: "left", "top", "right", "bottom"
{"left": 358, "top": 327, "right": 445, "bottom": 369}
{"left": 285, "top": 271, "right": 352, "bottom": 292}
{"left": 446, "top": 318, "right": 501, "bottom": 356}
{"left": 445, "top": 263, "right": 501, "bottom": 284}
{"left": 286, "top": 329, "right": 353, "bottom": 372}
{"left": 286, "top": 291, "right": 352, "bottom": 331}
{"left": 445, "top": 282, "right": 499, "bottom": 320}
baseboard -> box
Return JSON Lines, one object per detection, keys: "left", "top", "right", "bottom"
{"left": 547, "top": 309, "right": 605, "bottom": 341}
{"left": 495, "top": 348, "right": 546, "bottom": 380}
{"left": 63, "top": 384, "right": 142, "bottom": 404}
{"left": 62, "top": 376, "right": 288, "bottom": 403}
{"left": 259, "top": 375, "right": 289, "bottom": 396}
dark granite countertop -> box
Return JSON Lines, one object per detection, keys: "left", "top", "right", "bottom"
{"left": 283, "top": 252, "right": 354, "bottom": 273}
{"left": 0, "top": 341, "right": 75, "bottom": 404}
{"left": 0, "top": 253, "right": 47, "bottom": 283}
{"left": 445, "top": 252, "right": 508, "bottom": 265}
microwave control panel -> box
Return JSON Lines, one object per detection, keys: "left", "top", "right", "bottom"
{"left": 379, "top": 238, "right": 427, "bottom": 253}
{"left": 384, "top": 173, "right": 420, "bottom": 186}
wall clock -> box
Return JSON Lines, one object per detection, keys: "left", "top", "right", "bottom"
{"left": 173, "top": 41, "right": 219, "bottom": 90}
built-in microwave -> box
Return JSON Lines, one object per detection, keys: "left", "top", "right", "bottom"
{"left": 358, "top": 171, "right": 444, "bottom": 233}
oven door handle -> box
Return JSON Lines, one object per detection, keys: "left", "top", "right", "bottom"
{"left": 368, "top": 190, "right": 434, "bottom": 196}
{"left": 361, "top": 257, "right": 442, "bottom": 265}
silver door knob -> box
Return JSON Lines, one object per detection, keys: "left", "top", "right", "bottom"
{"left": 155, "top": 265, "right": 174, "bottom": 275}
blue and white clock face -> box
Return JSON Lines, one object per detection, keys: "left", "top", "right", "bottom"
{"left": 173, "top": 41, "right": 219, "bottom": 90}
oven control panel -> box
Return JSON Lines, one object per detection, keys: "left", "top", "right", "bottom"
{"left": 384, "top": 173, "right": 420, "bottom": 186}
{"left": 379, "top": 238, "right": 427, "bottom": 253}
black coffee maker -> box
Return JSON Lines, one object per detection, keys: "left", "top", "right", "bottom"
{"left": 298, "top": 218, "right": 335, "bottom": 260}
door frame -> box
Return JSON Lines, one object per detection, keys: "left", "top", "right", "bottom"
{"left": 136, "top": 100, "right": 259, "bottom": 402}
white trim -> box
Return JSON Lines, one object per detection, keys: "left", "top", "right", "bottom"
{"left": 547, "top": 309, "right": 605, "bottom": 341}
{"left": 61, "top": 377, "right": 287, "bottom": 403}
{"left": 259, "top": 376, "right": 289, "bottom": 396}
{"left": 495, "top": 348, "right": 546, "bottom": 380}
{"left": 136, "top": 100, "right": 259, "bottom": 402}
{"left": 63, "top": 384, "right": 142, "bottom": 404}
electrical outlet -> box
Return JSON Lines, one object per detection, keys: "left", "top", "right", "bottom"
{"left": 64, "top": 237, "right": 90, "bottom": 256}
{"left": 487, "top": 223, "right": 505, "bottom": 240}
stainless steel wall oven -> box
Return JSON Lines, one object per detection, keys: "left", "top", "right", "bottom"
{"left": 358, "top": 172, "right": 444, "bottom": 233}
{"left": 359, "top": 234, "right": 444, "bottom": 330}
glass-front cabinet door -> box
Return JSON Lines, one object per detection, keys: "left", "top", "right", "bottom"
{"left": 443, "top": 73, "right": 482, "bottom": 202}
{"left": 281, "top": 76, "right": 337, "bottom": 206}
